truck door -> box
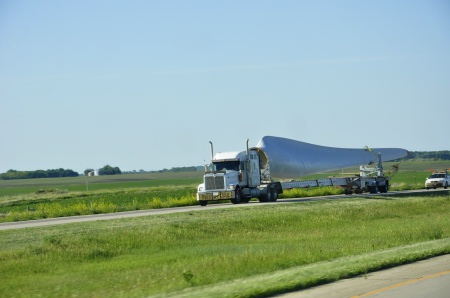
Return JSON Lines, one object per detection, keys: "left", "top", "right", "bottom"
{"left": 248, "top": 150, "right": 261, "bottom": 187}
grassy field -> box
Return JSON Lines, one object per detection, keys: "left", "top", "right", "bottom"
{"left": 0, "top": 194, "right": 449, "bottom": 297}
{"left": 0, "top": 160, "right": 449, "bottom": 297}
{"left": 0, "top": 172, "right": 204, "bottom": 197}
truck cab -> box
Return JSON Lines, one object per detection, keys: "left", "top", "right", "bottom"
{"left": 197, "top": 151, "right": 250, "bottom": 206}
{"left": 196, "top": 141, "right": 279, "bottom": 206}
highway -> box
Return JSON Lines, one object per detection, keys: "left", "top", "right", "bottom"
{"left": 274, "top": 254, "right": 450, "bottom": 298}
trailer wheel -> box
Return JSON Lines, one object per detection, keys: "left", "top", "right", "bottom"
{"left": 199, "top": 201, "right": 207, "bottom": 206}
{"left": 368, "top": 185, "right": 377, "bottom": 194}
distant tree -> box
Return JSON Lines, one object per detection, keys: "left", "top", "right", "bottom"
{"left": 99, "top": 165, "right": 121, "bottom": 175}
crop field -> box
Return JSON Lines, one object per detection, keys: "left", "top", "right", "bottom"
{"left": 0, "top": 194, "right": 449, "bottom": 297}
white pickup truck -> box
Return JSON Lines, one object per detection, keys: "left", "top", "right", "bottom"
{"left": 425, "top": 170, "right": 449, "bottom": 189}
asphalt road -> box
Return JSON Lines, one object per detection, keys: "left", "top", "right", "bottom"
{"left": 274, "top": 254, "right": 450, "bottom": 298}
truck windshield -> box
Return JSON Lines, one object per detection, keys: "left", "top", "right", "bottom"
{"left": 213, "top": 161, "right": 240, "bottom": 171}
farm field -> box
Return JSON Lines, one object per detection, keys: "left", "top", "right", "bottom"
{"left": 0, "top": 194, "right": 449, "bottom": 297}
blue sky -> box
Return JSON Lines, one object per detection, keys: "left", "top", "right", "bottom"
{"left": 1, "top": 0, "right": 449, "bottom": 173}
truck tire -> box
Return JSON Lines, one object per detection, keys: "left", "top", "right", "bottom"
{"left": 200, "top": 201, "right": 207, "bottom": 206}
{"left": 266, "top": 188, "right": 273, "bottom": 202}
{"left": 368, "top": 184, "right": 377, "bottom": 194}
{"left": 378, "top": 184, "right": 387, "bottom": 193}
{"left": 258, "top": 187, "right": 272, "bottom": 202}
{"left": 272, "top": 187, "right": 278, "bottom": 202}
{"left": 231, "top": 187, "right": 242, "bottom": 204}
{"left": 445, "top": 182, "right": 448, "bottom": 189}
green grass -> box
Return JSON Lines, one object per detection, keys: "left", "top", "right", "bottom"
{"left": 1, "top": 194, "right": 449, "bottom": 297}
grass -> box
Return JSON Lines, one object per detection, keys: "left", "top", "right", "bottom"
{"left": 0, "top": 185, "right": 199, "bottom": 223}
{"left": 0, "top": 194, "right": 449, "bottom": 297}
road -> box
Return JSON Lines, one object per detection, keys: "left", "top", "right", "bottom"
{"left": 0, "top": 189, "right": 447, "bottom": 231}
{"left": 274, "top": 254, "right": 450, "bottom": 298}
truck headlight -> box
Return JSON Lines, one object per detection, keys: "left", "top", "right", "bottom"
{"left": 198, "top": 186, "right": 204, "bottom": 192}
{"left": 228, "top": 184, "right": 235, "bottom": 190}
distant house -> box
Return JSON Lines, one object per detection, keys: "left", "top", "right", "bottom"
{"left": 88, "top": 170, "right": 100, "bottom": 176}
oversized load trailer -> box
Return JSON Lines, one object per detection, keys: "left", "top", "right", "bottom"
{"left": 196, "top": 136, "right": 408, "bottom": 206}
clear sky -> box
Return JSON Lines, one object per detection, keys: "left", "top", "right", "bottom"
{"left": 1, "top": 0, "right": 449, "bottom": 174}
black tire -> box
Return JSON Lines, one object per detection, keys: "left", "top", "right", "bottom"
{"left": 258, "top": 187, "right": 272, "bottom": 203}
{"left": 379, "top": 184, "right": 387, "bottom": 193}
{"left": 199, "top": 201, "right": 207, "bottom": 206}
{"left": 266, "top": 187, "right": 273, "bottom": 202}
{"left": 272, "top": 187, "right": 278, "bottom": 202}
{"left": 231, "top": 187, "right": 242, "bottom": 204}
{"left": 445, "top": 182, "right": 448, "bottom": 189}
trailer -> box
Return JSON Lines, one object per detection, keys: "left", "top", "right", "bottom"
{"left": 196, "top": 136, "right": 408, "bottom": 206}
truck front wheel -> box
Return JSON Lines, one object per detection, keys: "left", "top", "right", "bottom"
{"left": 231, "top": 187, "right": 242, "bottom": 204}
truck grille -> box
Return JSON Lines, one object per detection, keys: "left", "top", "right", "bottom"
{"left": 205, "top": 175, "right": 225, "bottom": 190}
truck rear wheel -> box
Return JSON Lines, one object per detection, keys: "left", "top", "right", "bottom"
{"left": 200, "top": 201, "right": 207, "bottom": 206}
{"left": 266, "top": 188, "right": 273, "bottom": 202}
{"left": 272, "top": 187, "right": 278, "bottom": 202}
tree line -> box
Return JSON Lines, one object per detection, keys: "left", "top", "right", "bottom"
{"left": 404, "top": 151, "right": 450, "bottom": 160}
{"left": 0, "top": 168, "right": 79, "bottom": 180}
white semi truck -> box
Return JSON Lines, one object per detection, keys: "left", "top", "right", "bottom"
{"left": 196, "top": 136, "right": 409, "bottom": 206}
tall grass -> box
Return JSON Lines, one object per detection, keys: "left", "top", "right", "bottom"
{"left": 0, "top": 195, "right": 449, "bottom": 297}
